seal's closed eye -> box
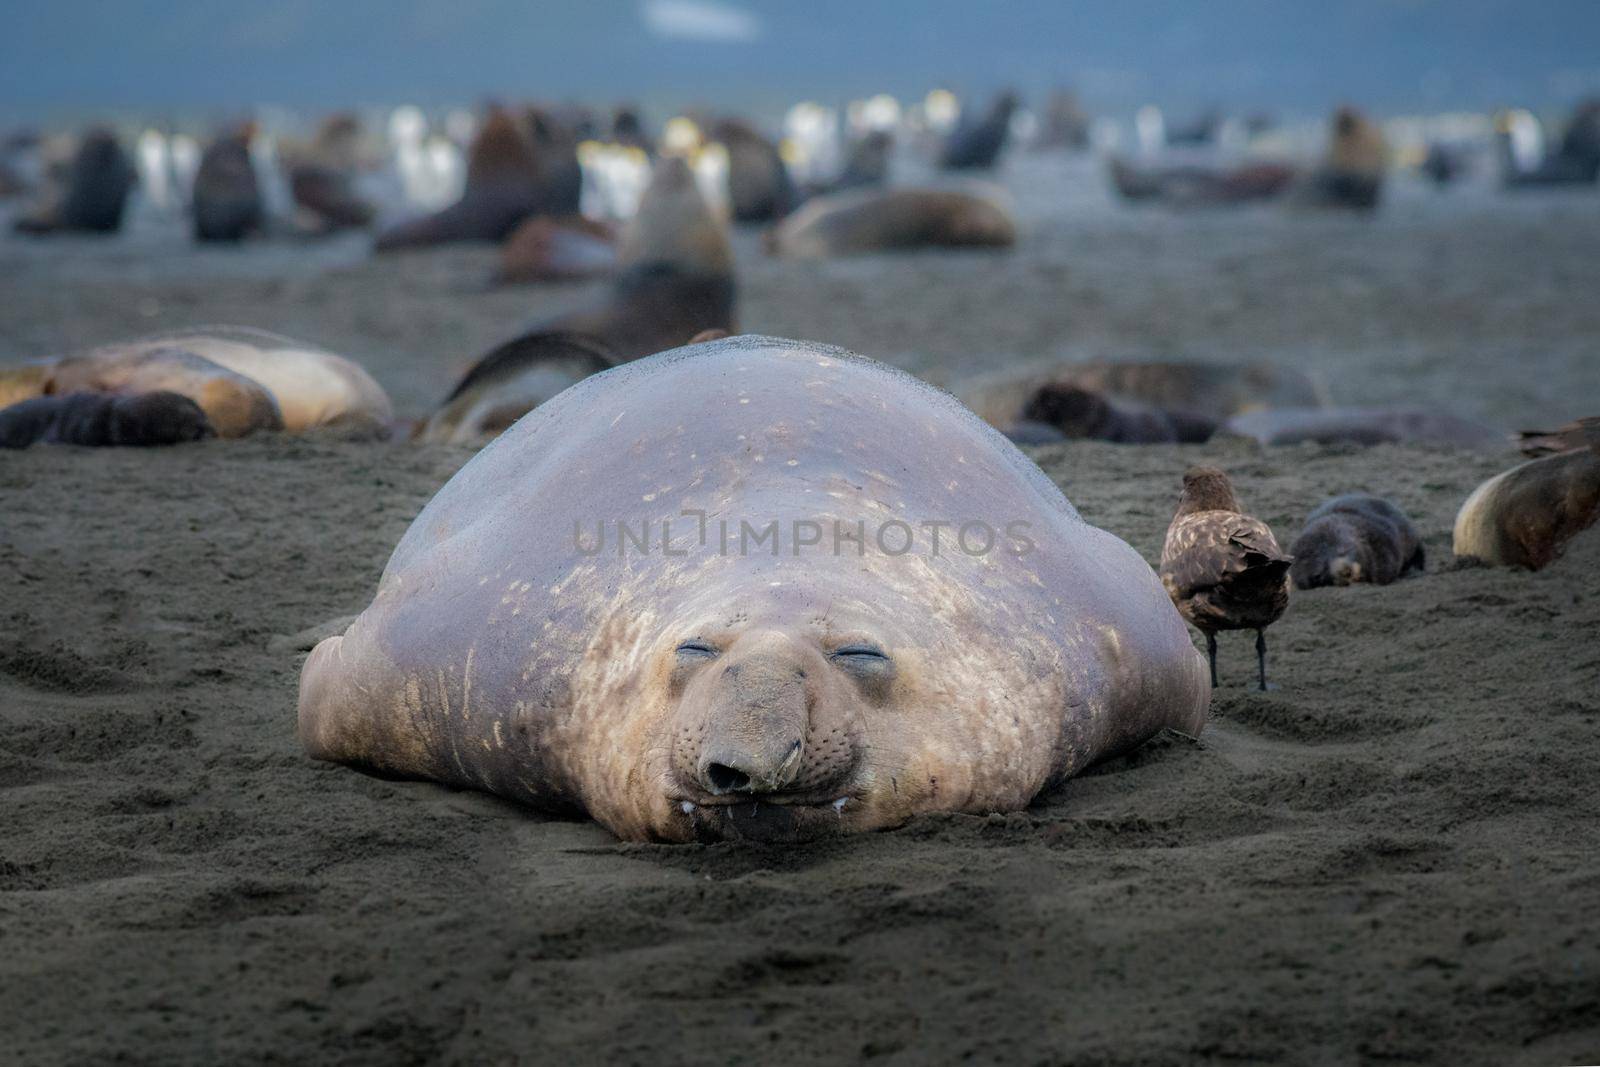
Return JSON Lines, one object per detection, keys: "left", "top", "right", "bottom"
{"left": 831, "top": 644, "right": 887, "bottom": 661}
{"left": 676, "top": 640, "right": 719, "bottom": 658}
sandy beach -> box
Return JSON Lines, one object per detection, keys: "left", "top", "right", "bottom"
{"left": 2, "top": 163, "right": 1598, "bottom": 1064}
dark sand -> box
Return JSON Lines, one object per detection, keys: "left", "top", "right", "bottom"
{"left": 2, "top": 166, "right": 1598, "bottom": 1063}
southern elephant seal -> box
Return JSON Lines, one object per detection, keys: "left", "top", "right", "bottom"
{"left": 1453, "top": 445, "right": 1600, "bottom": 570}
{"left": 299, "top": 336, "right": 1210, "bottom": 843}
{"left": 1289, "top": 494, "right": 1424, "bottom": 589}
{"left": 766, "top": 187, "right": 1016, "bottom": 258}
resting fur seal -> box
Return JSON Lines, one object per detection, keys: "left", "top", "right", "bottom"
{"left": 1223, "top": 407, "right": 1505, "bottom": 449}
{"left": 418, "top": 155, "right": 735, "bottom": 444}
{"left": 45, "top": 347, "right": 282, "bottom": 437}
{"left": 13, "top": 128, "right": 137, "bottom": 235}
{"left": 299, "top": 336, "right": 1210, "bottom": 843}
{"left": 766, "top": 187, "right": 1015, "bottom": 258}
{"left": 0, "top": 391, "right": 213, "bottom": 449}
{"left": 1453, "top": 445, "right": 1600, "bottom": 570}
{"left": 192, "top": 125, "right": 265, "bottom": 242}
{"left": 1289, "top": 494, "right": 1424, "bottom": 589}
{"left": 4, "top": 327, "right": 392, "bottom": 438}
{"left": 113, "top": 327, "right": 394, "bottom": 436}
{"left": 374, "top": 106, "right": 577, "bottom": 251}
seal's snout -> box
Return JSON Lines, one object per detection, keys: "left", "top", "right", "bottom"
{"left": 693, "top": 640, "right": 810, "bottom": 795}
{"left": 699, "top": 736, "right": 804, "bottom": 795}
{"left": 678, "top": 630, "right": 819, "bottom": 796}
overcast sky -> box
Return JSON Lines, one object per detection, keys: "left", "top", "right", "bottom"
{"left": 4, "top": 0, "right": 1598, "bottom": 123}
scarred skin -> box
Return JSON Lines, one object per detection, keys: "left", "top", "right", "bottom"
{"left": 299, "top": 337, "right": 1209, "bottom": 842}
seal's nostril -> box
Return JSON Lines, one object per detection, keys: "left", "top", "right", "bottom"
{"left": 705, "top": 762, "right": 750, "bottom": 793}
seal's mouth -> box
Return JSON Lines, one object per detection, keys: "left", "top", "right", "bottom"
{"left": 670, "top": 794, "right": 856, "bottom": 843}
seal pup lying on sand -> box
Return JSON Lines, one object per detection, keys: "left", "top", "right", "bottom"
{"left": 0, "top": 391, "right": 213, "bottom": 449}
{"left": 1160, "top": 467, "right": 1292, "bottom": 690}
{"left": 1453, "top": 443, "right": 1600, "bottom": 570}
{"left": 1290, "top": 494, "right": 1424, "bottom": 589}
{"left": 300, "top": 336, "right": 1211, "bottom": 843}
{"left": 1, "top": 327, "right": 392, "bottom": 439}
{"left": 765, "top": 187, "right": 1016, "bottom": 258}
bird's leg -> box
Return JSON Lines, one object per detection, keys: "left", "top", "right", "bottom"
{"left": 1206, "top": 632, "right": 1218, "bottom": 689}
{"left": 1255, "top": 629, "right": 1268, "bottom": 692}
